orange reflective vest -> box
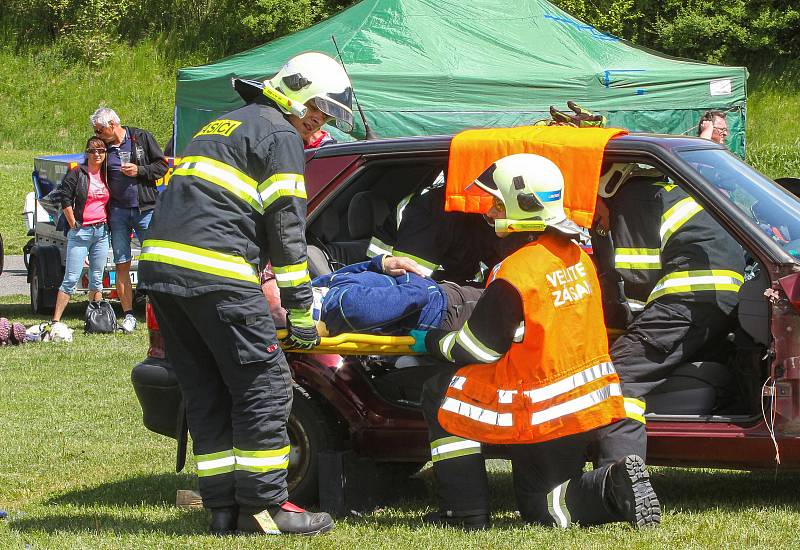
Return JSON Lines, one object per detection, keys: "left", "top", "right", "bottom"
{"left": 438, "top": 233, "right": 626, "bottom": 445}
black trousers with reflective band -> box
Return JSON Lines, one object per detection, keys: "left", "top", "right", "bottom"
{"left": 422, "top": 372, "right": 619, "bottom": 526}
{"left": 595, "top": 299, "right": 732, "bottom": 467}
{"left": 150, "top": 289, "right": 292, "bottom": 511}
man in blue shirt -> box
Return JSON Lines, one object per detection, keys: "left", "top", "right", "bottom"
{"left": 90, "top": 107, "right": 167, "bottom": 332}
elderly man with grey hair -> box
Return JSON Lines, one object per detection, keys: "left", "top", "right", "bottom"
{"left": 90, "top": 107, "right": 168, "bottom": 332}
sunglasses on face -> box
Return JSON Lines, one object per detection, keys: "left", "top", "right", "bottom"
{"left": 86, "top": 148, "right": 107, "bottom": 154}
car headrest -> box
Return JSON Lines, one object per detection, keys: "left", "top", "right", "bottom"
{"left": 348, "top": 191, "right": 389, "bottom": 240}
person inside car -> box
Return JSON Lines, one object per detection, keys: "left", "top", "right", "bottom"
{"left": 410, "top": 153, "right": 660, "bottom": 530}
{"left": 590, "top": 162, "right": 746, "bottom": 467}
{"left": 263, "top": 254, "right": 484, "bottom": 337}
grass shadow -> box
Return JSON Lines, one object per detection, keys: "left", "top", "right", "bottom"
{"left": 46, "top": 472, "right": 196, "bottom": 508}
{"left": 650, "top": 467, "right": 800, "bottom": 513}
{"left": 9, "top": 510, "right": 206, "bottom": 537}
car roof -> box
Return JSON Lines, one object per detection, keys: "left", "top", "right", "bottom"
{"left": 309, "top": 132, "right": 726, "bottom": 158}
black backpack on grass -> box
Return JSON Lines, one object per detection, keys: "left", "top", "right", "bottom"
{"left": 85, "top": 300, "right": 117, "bottom": 334}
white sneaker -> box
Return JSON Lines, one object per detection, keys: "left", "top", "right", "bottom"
{"left": 50, "top": 322, "right": 74, "bottom": 343}
{"left": 121, "top": 314, "right": 137, "bottom": 334}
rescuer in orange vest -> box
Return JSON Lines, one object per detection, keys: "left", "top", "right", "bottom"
{"left": 410, "top": 153, "right": 661, "bottom": 530}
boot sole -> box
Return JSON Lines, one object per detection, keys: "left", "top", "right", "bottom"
{"left": 237, "top": 520, "right": 334, "bottom": 536}
{"left": 621, "top": 455, "right": 661, "bottom": 528}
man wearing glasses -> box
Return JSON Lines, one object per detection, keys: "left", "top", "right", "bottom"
{"left": 697, "top": 110, "right": 729, "bottom": 146}
{"left": 89, "top": 107, "right": 168, "bottom": 333}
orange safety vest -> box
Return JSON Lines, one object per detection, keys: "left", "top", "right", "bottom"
{"left": 438, "top": 233, "right": 626, "bottom": 445}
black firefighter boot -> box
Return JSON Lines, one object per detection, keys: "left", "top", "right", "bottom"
{"left": 422, "top": 509, "right": 491, "bottom": 531}
{"left": 238, "top": 501, "right": 334, "bottom": 536}
{"left": 209, "top": 506, "right": 238, "bottom": 536}
{"left": 605, "top": 455, "right": 661, "bottom": 528}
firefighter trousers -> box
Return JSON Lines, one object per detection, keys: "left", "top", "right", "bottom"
{"left": 149, "top": 289, "right": 292, "bottom": 512}
{"left": 594, "top": 300, "right": 733, "bottom": 466}
{"left": 422, "top": 371, "right": 623, "bottom": 527}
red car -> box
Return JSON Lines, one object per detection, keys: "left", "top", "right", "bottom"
{"left": 132, "top": 133, "right": 800, "bottom": 504}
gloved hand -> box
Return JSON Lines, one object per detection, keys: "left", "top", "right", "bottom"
{"left": 409, "top": 329, "right": 429, "bottom": 353}
{"left": 282, "top": 309, "right": 320, "bottom": 350}
{"left": 549, "top": 101, "right": 607, "bottom": 128}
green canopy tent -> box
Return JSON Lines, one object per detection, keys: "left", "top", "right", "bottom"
{"left": 174, "top": 0, "right": 748, "bottom": 155}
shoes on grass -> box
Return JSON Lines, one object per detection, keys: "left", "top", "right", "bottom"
{"left": 121, "top": 314, "right": 137, "bottom": 334}
{"left": 606, "top": 454, "right": 661, "bottom": 528}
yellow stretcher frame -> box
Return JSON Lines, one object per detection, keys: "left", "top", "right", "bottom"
{"left": 275, "top": 328, "right": 625, "bottom": 356}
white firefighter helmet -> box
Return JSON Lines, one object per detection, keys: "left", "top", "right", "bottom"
{"left": 473, "top": 153, "right": 580, "bottom": 236}
{"left": 598, "top": 162, "right": 634, "bottom": 198}
{"left": 267, "top": 52, "right": 354, "bottom": 132}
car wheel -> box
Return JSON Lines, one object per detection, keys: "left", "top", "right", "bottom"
{"left": 29, "top": 260, "right": 55, "bottom": 315}
{"left": 286, "top": 386, "right": 342, "bottom": 505}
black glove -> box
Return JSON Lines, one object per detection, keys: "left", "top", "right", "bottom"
{"left": 282, "top": 308, "right": 320, "bottom": 350}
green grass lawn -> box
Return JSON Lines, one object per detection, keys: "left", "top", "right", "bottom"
{"left": 3, "top": 293, "right": 800, "bottom": 548}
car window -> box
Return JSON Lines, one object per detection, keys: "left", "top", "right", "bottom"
{"left": 678, "top": 149, "right": 800, "bottom": 259}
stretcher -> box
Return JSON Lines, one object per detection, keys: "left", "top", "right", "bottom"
{"left": 275, "top": 328, "right": 626, "bottom": 355}
{"left": 276, "top": 329, "right": 418, "bottom": 355}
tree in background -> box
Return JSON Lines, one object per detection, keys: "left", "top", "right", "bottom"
{"left": 1, "top": 0, "right": 798, "bottom": 65}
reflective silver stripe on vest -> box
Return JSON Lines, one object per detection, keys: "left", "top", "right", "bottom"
{"left": 547, "top": 479, "right": 572, "bottom": 528}
{"left": 441, "top": 397, "right": 514, "bottom": 427}
{"left": 530, "top": 383, "right": 621, "bottom": 426}
{"left": 523, "top": 362, "right": 616, "bottom": 404}
{"left": 430, "top": 436, "right": 482, "bottom": 463}
{"left": 449, "top": 375, "right": 466, "bottom": 390}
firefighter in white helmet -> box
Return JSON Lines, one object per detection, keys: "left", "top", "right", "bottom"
{"left": 139, "top": 51, "right": 353, "bottom": 536}
{"left": 411, "top": 153, "right": 661, "bottom": 530}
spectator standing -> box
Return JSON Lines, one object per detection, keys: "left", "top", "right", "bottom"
{"left": 698, "top": 110, "right": 728, "bottom": 146}
{"left": 90, "top": 107, "right": 167, "bottom": 332}
{"left": 49, "top": 136, "right": 111, "bottom": 332}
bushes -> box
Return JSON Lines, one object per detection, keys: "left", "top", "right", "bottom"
{"left": 550, "top": 0, "right": 800, "bottom": 64}
{"left": 1, "top": 0, "right": 354, "bottom": 63}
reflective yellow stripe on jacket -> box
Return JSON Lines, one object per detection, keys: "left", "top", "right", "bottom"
{"left": 175, "top": 155, "right": 264, "bottom": 212}
{"left": 140, "top": 239, "right": 260, "bottom": 284}
{"left": 647, "top": 269, "right": 744, "bottom": 303}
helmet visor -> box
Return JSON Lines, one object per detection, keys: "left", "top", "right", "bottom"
{"left": 314, "top": 96, "right": 354, "bottom": 133}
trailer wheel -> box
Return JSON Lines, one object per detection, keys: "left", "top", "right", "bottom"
{"left": 30, "top": 260, "right": 57, "bottom": 315}
{"left": 0, "top": 232, "right": 4, "bottom": 276}
{"left": 23, "top": 238, "right": 34, "bottom": 270}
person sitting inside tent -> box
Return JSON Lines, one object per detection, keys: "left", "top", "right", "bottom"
{"left": 264, "top": 254, "right": 483, "bottom": 337}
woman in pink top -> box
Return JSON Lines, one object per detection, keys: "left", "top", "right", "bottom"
{"left": 49, "top": 136, "right": 111, "bottom": 329}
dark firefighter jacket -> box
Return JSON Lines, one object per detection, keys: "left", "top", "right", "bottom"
{"left": 137, "top": 100, "right": 312, "bottom": 313}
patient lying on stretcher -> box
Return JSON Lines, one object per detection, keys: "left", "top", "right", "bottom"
{"left": 265, "top": 255, "right": 482, "bottom": 337}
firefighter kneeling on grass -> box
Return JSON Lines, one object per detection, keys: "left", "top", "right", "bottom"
{"left": 410, "top": 154, "right": 661, "bottom": 530}
{"left": 138, "top": 52, "right": 354, "bottom": 536}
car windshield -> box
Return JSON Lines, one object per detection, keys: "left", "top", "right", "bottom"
{"left": 678, "top": 148, "right": 800, "bottom": 260}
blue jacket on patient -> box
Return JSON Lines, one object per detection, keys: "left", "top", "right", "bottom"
{"left": 312, "top": 255, "right": 447, "bottom": 336}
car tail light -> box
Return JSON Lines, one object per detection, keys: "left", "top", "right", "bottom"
{"left": 145, "top": 301, "right": 166, "bottom": 359}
